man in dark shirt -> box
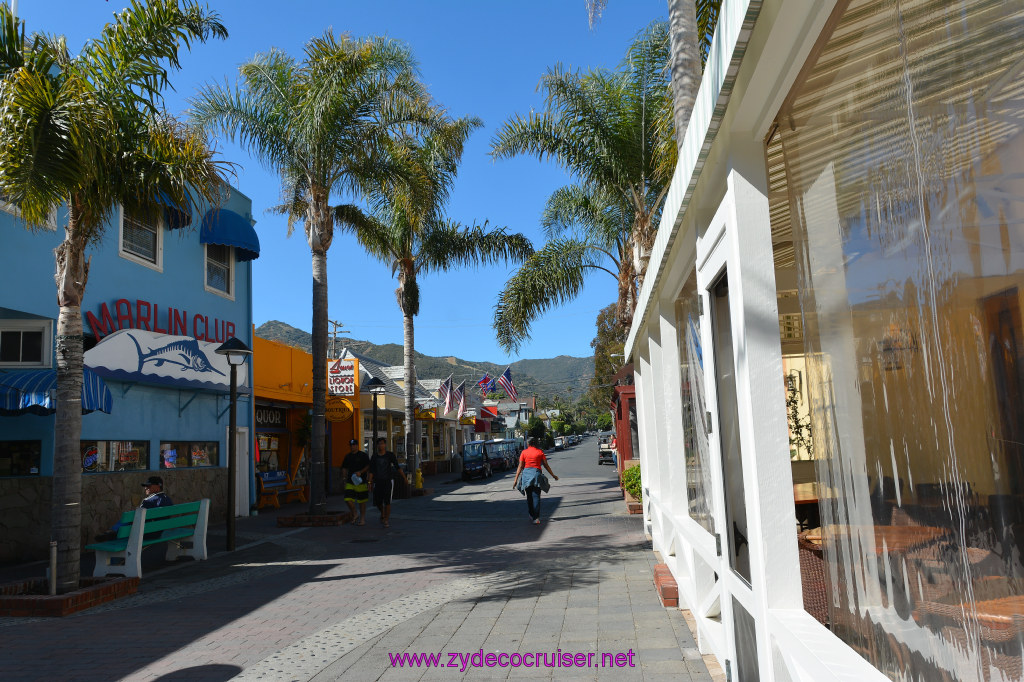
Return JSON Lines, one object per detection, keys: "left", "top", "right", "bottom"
{"left": 368, "top": 437, "right": 401, "bottom": 528}
{"left": 141, "top": 476, "right": 173, "bottom": 508}
{"left": 341, "top": 439, "right": 370, "bottom": 525}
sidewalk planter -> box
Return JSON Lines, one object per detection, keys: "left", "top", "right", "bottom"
{"left": 0, "top": 576, "right": 138, "bottom": 617}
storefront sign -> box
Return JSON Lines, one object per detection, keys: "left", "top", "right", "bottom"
{"left": 325, "top": 397, "right": 353, "bottom": 422}
{"left": 415, "top": 406, "right": 437, "bottom": 421}
{"left": 255, "top": 405, "right": 288, "bottom": 428}
{"left": 84, "top": 329, "right": 248, "bottom": 391}
{"left": 459, "top": 415, "right": 476, "bottom": 425}
{"left": 85, "top": 298, "right": 236, "bottom": 343}
{"left": 327, "top": 358, "right": 357, "bottom": 396}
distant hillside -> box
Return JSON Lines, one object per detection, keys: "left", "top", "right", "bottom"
{"left": 255, "top": 320, "right": 594, "bottom": 401}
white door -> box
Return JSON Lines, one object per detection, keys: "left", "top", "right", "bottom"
{"left": 229, "top": 426, "right": 250, "bottom": 517}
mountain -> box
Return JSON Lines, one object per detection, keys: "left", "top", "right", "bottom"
{"left": 255, "top": 320, "right": 594, "bottom": 402}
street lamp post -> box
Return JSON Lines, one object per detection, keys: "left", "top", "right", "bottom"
{"left": 215, "top": 337, "right": 252, "bottom": 552}
{"left": 365, "top": 377, "right": 387, "bottom": 450}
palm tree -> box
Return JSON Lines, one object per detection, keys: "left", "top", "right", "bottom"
{"left": 0, "top": 0, "right": 228, "bottom": 592}
{"left": 490, "top": 22, "right": 676, "bottom": 353}
{"left": 192, "top": 32, "right": 428, "bottom": 515}
{"left": 586, "top": 0, "right": 721, "bottom": 152}
{"left": 347, "top": 113, "right": 533, "bottom": 476}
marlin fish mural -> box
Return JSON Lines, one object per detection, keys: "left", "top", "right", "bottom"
{"left": 129, "top": 334, "right": 225, "bottom": 377}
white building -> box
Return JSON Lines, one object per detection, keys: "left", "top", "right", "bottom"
{"left": 628, "top": 1, "right": 1024, "bottom": 681}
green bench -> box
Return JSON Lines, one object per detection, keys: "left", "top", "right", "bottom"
{"left": 85, "top": 499, "right": 210, "bottom": 578}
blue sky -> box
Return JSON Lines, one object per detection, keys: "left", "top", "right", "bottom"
{"left": 16, "top": 0, "right": 667, "bottom": 363}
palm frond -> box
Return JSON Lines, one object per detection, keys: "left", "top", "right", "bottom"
{"left": 493, "top": 238, "right": 611, "bottom": 354}
{"left": 417, "top": 220, "right": 533, "bottom": 275}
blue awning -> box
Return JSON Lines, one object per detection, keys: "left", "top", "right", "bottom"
{"left": 0, "top": 367, "right": 113, "bottom": 416}
{"left": 155, "top": 191, "right": 192, "bottom": 230}
{"left": 200, "top": 208, "right": 260, "bottom": 261}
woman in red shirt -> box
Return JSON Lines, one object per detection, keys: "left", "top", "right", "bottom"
{"left": 512, "top": 438, "right": 559, "bottom": 524}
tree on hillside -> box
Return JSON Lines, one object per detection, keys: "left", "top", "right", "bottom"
{"left": 348, "top": 111, "right": 533, "bottom": 476}
{"left": 0, "top": 0, "right": 228, "bottom": 591}
{"left": 193, "top": 31, "right": 427, "bottom": 515}
{"left": 589, "top": 303, "right": 627, "bottom": 407}
{"left": 491, "top": 22, "right": 676, "bottom": 353}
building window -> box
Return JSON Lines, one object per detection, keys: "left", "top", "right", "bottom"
{"left": 0, "top": 441, "right": 41, "bottom": 476}
{"left": 205, "top": 243, "right": 233, "bottom": 298}
{"left": 160, "top": 441, "right": 219, "bottom": 469}
{"left": 0, "top": 321, "right": 50, "bottom": 367}
{"left": 81, "top": 440, "right": 149, "bottom": 472}
{"left": 118, "top": 207, "right": 162, "bottom": 270}
{"left": 771, "top": 0, "right": 1024, "bottom": 678}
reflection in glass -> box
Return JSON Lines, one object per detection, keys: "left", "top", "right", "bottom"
{"left": 677, "top": 271, "right": 715, "bottom": 533}
{"left": 775, "top": 0, "right": 1024, "bottom": 679}
{"left": 712, "top": 273, "right": 752, "bottom": 583}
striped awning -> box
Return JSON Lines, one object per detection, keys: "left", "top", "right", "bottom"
{"left": 0, "top": 367, "right": 113, "bottom": 416}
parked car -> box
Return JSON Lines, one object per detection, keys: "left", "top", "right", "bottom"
{"left": 598, "top": 432, "right": 616, "bottom": 465}
{"left": 553, "top": 436, "right": 566, "bottom": 450}
{"left": 461, "top": 441, "right": 493, "bottom": 481}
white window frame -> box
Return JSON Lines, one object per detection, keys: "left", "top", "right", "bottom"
{"left": 0, "top": 319, "right": 52, "bottom": 368}
{"left": 118, "top": 205, "right": 163, "bottom": 272}
{"left": 203, "top": 243, "right": 235, "bottom": 300}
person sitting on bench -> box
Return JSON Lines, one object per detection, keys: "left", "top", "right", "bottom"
{"left": 140, "top": 476, "right": 173, "bottom": 508}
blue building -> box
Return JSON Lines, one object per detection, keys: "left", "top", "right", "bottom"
{"left": 0, "top": 186, "right": 259, "bottom": 563}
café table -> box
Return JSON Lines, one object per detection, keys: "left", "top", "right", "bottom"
{"left": 803, "top": 525, "right": 950, "bottom": 555}
{"left": 793, "top": 482, "right": 821, "bottom": 530}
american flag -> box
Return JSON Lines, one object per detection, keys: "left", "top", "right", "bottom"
{"left": 497, "top": 367, "right": 518, "bottom": 402}
{"left": 439, "top": 374, "right": 453, "bottom": 414}
{"left": 453, "top": 381, "right": 466, "bottom": 417}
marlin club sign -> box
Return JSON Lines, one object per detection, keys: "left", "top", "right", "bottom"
{"left": 82, "top": 298, "right": 246, "bottom": 392}
{"left": 86, "top": 297, "right": 236, "bottom": 343}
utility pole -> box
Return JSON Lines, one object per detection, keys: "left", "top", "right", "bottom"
{"left": 328, "top": 319, "right": 346, "bottom": 359}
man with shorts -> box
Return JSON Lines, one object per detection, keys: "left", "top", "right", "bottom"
{"left": 368, "top": 437, "right": 401, "bottom": 528}
{"left": 341, "top": 438, "right": 369, "bottom": 525}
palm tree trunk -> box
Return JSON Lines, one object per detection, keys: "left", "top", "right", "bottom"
{"left": 402, "top": 292, "right": 417, "bottom": 481}
{"left": 309, "top": 248, "right": 328, "bottom": 515}
{"left": 51, "top": 208, "right": 89, "bottom": 593}
{"left": 667, "top": 0, "right": 700, "bottom": 153}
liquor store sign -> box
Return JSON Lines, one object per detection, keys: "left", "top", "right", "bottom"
{"left": 327, "top": 358, "right": 358, "bottom": 397}
{"left": 255, "top": 406, "right": 288, "bottom": 429}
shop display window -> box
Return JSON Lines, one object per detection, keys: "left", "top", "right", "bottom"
{"left": 0, "top": 441, "right": 41, "bottom": 476}
{"left": 771, "top": 0, "right": 1024, "bottom": 678}
{"left": 256, "top": 433, "right": 286, "bottom": 474}
{"left": 159, "top": 441, "right": 219, "bottom": 469}
{"left": 81, "top": 440, "right": 149, "bottom": 473}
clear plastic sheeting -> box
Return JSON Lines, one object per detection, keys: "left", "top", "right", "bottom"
{"left": 677, "top": 272, "right": 715, "bottom": 534}
{"left": 776, "top": 0, "right": 1024, "bottom": 679}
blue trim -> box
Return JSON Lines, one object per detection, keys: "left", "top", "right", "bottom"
{"left": 200, "top": 208, "right": 260, "bottom": 261}
{"left": 88, "top": 366, "right": 254, "bottom": 395}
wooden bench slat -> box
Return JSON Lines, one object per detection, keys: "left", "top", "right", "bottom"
{"left": 141, "top": 513, "right": 200, "bottom": 534}
{"left": 143, "top": 502, "right": 201, "bottom": 520}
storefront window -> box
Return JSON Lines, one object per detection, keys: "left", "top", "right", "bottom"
{"left": 676, "top": 271, "right": 715, "bottom": 534}
{"left": 159, "top": 441, "right": 219, "bottom": 468}
{"left": 81, "top": 440, "right": 149, "bottom": 472}
{"left": 775, "top": 0, "right": 1024, "bottom": 679}
{"left": 0, "top": 441, "right": 41, "bottom": 476}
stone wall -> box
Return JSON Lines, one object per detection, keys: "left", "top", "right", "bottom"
{"left": 0, "top": 469, "right": 228, "bottom": 564}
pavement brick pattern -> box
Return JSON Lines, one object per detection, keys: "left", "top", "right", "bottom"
{"left": 0, "top": 445, "right": 715, "bottom": 681}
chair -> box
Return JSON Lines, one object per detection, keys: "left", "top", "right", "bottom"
{"left": 797, "top": 530, "right": 829, "bottom": 627}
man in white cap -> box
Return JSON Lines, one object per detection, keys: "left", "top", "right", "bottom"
{"left": 341, "top": 439, "right": 369, "bottom": 525}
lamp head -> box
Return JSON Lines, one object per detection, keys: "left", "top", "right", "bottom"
{"left": 215, "top": 337, "right": 252, "bottom": 366}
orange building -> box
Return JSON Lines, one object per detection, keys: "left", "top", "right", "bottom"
{"left": 252, "top": 334, "right": 360, "bottom": 499}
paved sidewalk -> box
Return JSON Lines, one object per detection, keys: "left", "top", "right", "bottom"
{"left": 0, "top": 446, "right": 716, "bottom": 681}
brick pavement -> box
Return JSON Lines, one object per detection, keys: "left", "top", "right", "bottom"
{"left": 0, "top": 447, "right": 717, "bottom": 681}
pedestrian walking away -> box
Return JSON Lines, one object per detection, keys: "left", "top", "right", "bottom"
{"left": 341, "top": 439, "right": 370, "bottom": 525}
{"left": 511, "top": 438, "right": 558, "bottom": 524}
{"left": 368, "top": 437, "right": 401, "bottom": 528}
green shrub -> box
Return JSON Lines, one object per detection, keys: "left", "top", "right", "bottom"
{"left": 621, "top": 465, "right": 642, "bottom": 502}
